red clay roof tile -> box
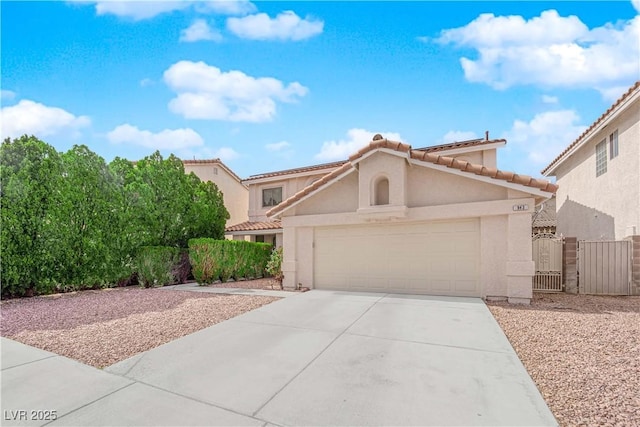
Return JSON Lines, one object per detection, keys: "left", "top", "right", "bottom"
{"left": 266, "top": 137, "right": 557, "bottom": 218}
{"left": 225, "top": 221, "right": 282, "bottom": 232}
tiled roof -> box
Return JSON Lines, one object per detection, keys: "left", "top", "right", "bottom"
{"left": 244, "top": 137, "right": 505, "bottom": 183}
{"left": 415, "top": 137, "right": 506, "bottom": 153}
{"left": 267, "top": 138, "right": 558, "bottom": 218}
{"left": 542, "top": 81, "right": 640, "bottom": 175}
{"left": 243, "top": 160, "right": 347, "bottom": 182}
{"left": 182, "top": 158, "right": 243, "bottom": 183}
{"left": 225, "top": 220, "right": 282, "bottom": 232}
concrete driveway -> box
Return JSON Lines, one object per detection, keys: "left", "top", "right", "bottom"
{"left": 1, "top": 290, "right": 557, "bottom": 426}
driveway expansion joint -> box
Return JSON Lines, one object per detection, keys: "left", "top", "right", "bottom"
{"left": 42, "top": 381, "right": 136, "bottom": 427}
{"left": 1, "top": 354, "right": 58, "bottom": 371}
{"left": 251, "top": 293, "right": 385, "bottom": 418}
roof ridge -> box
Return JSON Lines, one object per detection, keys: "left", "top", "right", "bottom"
{"left": 267, "top": 138, "right": 557, "bottom": 218}
{"left": 542, "top": 80, "right": 640, "bottom": 175}
{"left": 181, "top": 157, "right": 243, "bottom": 184}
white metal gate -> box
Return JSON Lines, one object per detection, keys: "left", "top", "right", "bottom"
{"left": 532, "top": 234, "right": 563, "bottom": 292}
{"left": 578, "top": 240, "right": 631, "bottom": 295}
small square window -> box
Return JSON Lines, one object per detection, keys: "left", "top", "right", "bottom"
{"left": 262, "top": 187, "right": 282, "bottom": 207}
{"left": 596, "top": 139, "right": 607, "bottom": 177}
{"left": 213, "top": 167, "right": 218, "bottom": 175}
{"left": 609, "top": 130, "right": 618, "bottom": 159}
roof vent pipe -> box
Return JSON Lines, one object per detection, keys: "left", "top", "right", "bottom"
{"left": 485, "top": 131, "right": 489, "bottom": 141}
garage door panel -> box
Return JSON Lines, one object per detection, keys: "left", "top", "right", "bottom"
{"left": 314, "top": 219, "right": 480, "bottom": 297}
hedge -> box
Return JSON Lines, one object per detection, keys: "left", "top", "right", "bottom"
{"left": 189, "top": 239, "right": 272, "bottom": 284}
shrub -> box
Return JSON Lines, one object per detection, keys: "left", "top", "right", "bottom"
{"left": 188, "top": 239, "right": 272, "bottom": 284}
{"left": 136, "top": 246, "right": 181, "bottom": 288}
{"left": 266, "top": 247, "right": 284, "bottom": 289}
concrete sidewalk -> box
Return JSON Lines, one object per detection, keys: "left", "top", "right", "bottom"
{"left": 1, "top": 291, "right": 558, "bottom": 426}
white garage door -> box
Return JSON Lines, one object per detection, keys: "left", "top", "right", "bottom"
{"left": 314, "top": 219, "right": 480, "bottom": 296}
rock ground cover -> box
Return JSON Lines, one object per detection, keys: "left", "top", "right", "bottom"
{"left": 488, "top": 293, "right": 640, "bottom": 427}
{"left": 0, "top": 286, "right": 279, "bottom": 368}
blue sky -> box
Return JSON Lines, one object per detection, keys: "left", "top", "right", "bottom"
{"left": 2, "top": 1, "right": 639, "bottom": 179}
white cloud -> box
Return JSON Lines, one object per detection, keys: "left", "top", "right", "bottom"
{"left": 214, "top": 147, "right": 240, "bottom": 161}
{"left": 266, "top": 141, "right": 291, "bottom": 151}
{"left": 180, "top": 19, "right": 222, "bottom": 42}
{"left": 139, "top": 78, "right": 154, "bottom": 87}
{"left": 107, "top": 124, "right": 204, "bottom": 150}
{"left": 227, "top": 10, "right": 323, "bottom": 41}
{"left": 196, "top": 0, "right": 256, "bottom": 16}
{"left": 163, "top": 60, "right": 308, "bottom": 122}
{"left": 94, "top": 1, "right": 190, "bottom": 20}
{"left": 89, "top": 1, "right": 255, "bottom": 20}
{"left": 437, "top": 10, "right": 640, "bottom": 98}
{"left": 541, "top": 95, "right": 559, "bottom": 104}
{"left": 315, "top": 128, "right": 405, "bottom": 161}
{"left": 1, "top": 90, "right": 16, "bottom": 100}
{"left": 633, "top": 0, "right": 640, "bottom": 13}
{"left": 439, "top": 130, "right": 479, "bottom": 144}
{"left": 178, "top": 146, "right": 240, "bottom": 162}
{"left": 0, "top": 100, "right": 90, "bottom": 139}
{"left": 502, "top": 110, "right": 586, "bottom": 166}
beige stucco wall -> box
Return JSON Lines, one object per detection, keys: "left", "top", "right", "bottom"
{"left": 278, "top": 151, "right": 540, "bottom": 302}
{"left": 248, "top": 171, "right": 334, "bottom": 222}
{"left": 407, "top": 165, "right": 507, "bottom": 206}
{"left": 184, "top": 164, "right": 249, "bottom": 227}
{"left": 554, "top": 101, "right": 640, "bottom": 240}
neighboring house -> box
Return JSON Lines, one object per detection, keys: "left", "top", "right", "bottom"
{"left": 532, "top": 196, "right": 556, "bottom": 236}
{"left": 225, "top": 160, "right": 345, "bottom": 246}
{"left": 542, "top": 81, "right": 640, "bottom": 241}
{"left": 264, "top": 135, "right": 556, "bottom": 304}
{"left": 183, "top": 159, "right": 248, "bottom": 228}
{"left": 225, "top": 137, "right": 507, "bottom": 247}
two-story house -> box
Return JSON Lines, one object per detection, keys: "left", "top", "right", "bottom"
{"left": 183, "top": 159, "right": 248, "bottom": 228}
{"left": 542, "top": 81, "right": 640, "bottom": 240}
{"left": 265, "top": 135, "right": 556, "bottom": 303}
{"left": 225, "top": 137, "right": 508, "bottom": 247}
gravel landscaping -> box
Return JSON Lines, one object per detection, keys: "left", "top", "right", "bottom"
{"left": 488, "top": 293, "right": 640, "bottom": 427}
{"left": 204, "top": 277, "right": 284, "bottom": 290}
{"left": 1, "top": 286, "right": 279, "bottom": 368}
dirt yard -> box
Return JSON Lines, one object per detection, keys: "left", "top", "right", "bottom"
{"left": 0, "top": 285, "right": 279, "bottom": 368}
{"left": 488, "top": 293, "right": 640, "bottom": 427}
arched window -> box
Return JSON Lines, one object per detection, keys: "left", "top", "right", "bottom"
{"left": 373, "top": 176, "right": 389, "bottom": 205}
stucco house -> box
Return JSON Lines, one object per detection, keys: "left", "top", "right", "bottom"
{"left": 542, "top": 81, "right": 640, "bottom": 240}
{"left": 264, "top": 135, "right": 557, "bottom": 304}
{"left": 225, "top": 137, "right": 509, "bottom": 246}
{"left": 183, "top": 159, "right": 248, "bottom": 228}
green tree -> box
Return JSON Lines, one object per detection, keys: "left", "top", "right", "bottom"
{"left": 0, "top": 135, "right": 63, "bottom": 296}
{"left": 51, "top": 145, "right": 124, "bottom": 287}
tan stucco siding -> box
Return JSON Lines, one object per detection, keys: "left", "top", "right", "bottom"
{"left": 248, "top": 171, "right": 333, "bottom": 221}
{"left": 555, "top": 102, "right": 640, "bottom": 240}
{"left": 407, "top": 166, "right": 507, "bottom": 207}
{"left": 294, "top": 172, "right": 359, "bottom": 216}
{"left": 184, "top": 164, "right": 248, "bottom": 227}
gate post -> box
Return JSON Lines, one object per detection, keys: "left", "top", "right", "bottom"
{"left": 631, "top": 235, "right": 640, "bottom": 296}
{"left": 564, "top": 237, "right": 578, "bottom": 294}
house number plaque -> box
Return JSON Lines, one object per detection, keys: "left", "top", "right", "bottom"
{"left": 512, "top": 204, "right": 529, "bottom": 211}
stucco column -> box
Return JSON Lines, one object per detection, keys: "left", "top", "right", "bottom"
{"left": 281, "top": 227, "right": 297, "bottom": 289}
{"left": 506, "top": 213, "right": 535, "bottom": 304}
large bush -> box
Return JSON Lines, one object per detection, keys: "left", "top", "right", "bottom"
{"left": 189, "top": 239, "right": 272, "bottom": 284}
{"left": 136, "top": 246, "right": 182, "bottom": 288}
{"left": 1, "top": 136, "right": 64, "bottom": 296}
{"left": 0, "top": 137, "right": 229, "bottom": 298}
